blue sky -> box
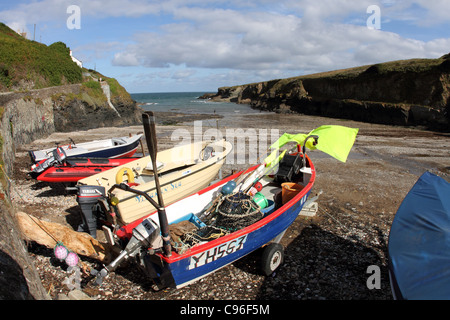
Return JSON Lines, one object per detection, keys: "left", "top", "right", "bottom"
{"left": 1, "top": 0, "right": 449, "bottom": 93}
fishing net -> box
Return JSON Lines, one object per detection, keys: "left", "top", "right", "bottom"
{"left": 178, "top": 192, "right": 264, "bottom": 250}
{"left": 212, "top": 192, "right": 263, "bottom": 230}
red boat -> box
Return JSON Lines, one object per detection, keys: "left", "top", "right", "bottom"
{"left": 35, "top": 157, "right": 137, "bottom": 183}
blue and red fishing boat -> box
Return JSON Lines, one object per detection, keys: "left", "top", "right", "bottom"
{"left": 94, "top": 151, "right": 315, "bottom": 289}
{"left": 29, "top": 134, "right": 143, "bottom": 164}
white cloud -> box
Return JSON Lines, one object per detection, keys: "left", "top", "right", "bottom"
{"left": 2, "top": 0, "right": 449, "bottom": 91}
{"left": 113, "top": 51, "right": 141, "bottom": 66}
{"left": 111, "top": 4, "right": 449, "bottom": 78}
{"left": 400, "top": 0, "right": 450, "bottom": 25}
{"left": 73, "top": 41, "right": 123, "bottom": 63}
{"left": 172, "top": 69, "right": 197, "bottom": 79}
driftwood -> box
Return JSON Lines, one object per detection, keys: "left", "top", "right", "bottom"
{"left": 16, "top": 211, "right": 114, "bottom": 263}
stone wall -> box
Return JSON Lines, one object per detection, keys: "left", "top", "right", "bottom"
{"left": 0, "top": 82, "right": 143, "bottom": 300}
{"left": 0, "top": 84, "right": 81, "bottom": 176}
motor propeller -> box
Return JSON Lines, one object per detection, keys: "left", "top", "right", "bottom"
{"left": 91, "top": 216, "right": 162, "bottom": 285}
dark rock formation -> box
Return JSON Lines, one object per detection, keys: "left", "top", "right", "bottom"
{"left": 204, "top": 55, "right": 450, "bottom": 131}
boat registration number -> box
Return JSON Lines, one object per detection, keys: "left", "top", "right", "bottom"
{"left": 188, "top": 235, "right": 248, "bottom": 270}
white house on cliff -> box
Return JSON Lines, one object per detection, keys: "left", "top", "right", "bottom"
{"left": 70, "top": 50, "right": 82, "bottom": 68}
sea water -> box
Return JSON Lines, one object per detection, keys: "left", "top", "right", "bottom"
{"left": 131, "top": 92, "right": 262, "bottom": 116}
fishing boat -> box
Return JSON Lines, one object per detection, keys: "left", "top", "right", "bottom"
{"left": 75, "top": 115, "right": 233, "bottom": 238}
{"left": 97, "top": 153, "right": 315, "bottom": 289}
{"left": 91, "top": 117, "right": 359, "bottom": 290}
{"left": 28, "top": 134, "right": 143, "bottom": 163}
{"left": 34, "top": 157, "right": 138, "bottom": 183}
{"left": 76, "top": 139, "right": 233, "bottom": 237}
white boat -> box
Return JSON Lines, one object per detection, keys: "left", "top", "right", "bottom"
{"left": 76, "top": 138, "right": 233, "bottom": 236}
{"left": 29, "top": 134, "right": 143, "bottom": 163}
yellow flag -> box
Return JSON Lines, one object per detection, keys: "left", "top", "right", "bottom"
{"left": 270, "top": 133, "right": 306, "bottom": 150}
{"left": 269, "top": 125, "right": 358, "bottom": 163}
{"left": 307, "top": 125, "right": 359, "bottom": 162}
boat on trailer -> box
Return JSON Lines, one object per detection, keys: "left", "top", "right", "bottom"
{"left": 28, "top": 134, "right": 143, "bottom": 164}
{"left": 95, "top": 151, "right": 316, "bottom": 289}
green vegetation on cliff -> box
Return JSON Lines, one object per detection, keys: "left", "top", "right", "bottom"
{"left": 50, "top": 73, "right": 134, "bottom": 109}
{"left": 0, "top": 23, "right": 82, "bottom": 91}
{"left": 0, "top": 22, "right": 135, "bottom": 114}
{"left": 81, "top": 80, "right": 106, "bottom": 105}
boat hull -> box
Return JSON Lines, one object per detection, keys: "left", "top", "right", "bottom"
{"left": 29, "top": 134, "right": 143, "bottom": 163}
{"left": 36, "top": 158, "right": 137, "bottom": 183}
{"left": 66, "top": 142, "right": 140, "bottom": 159}
{"left": 79, "top": 139, "right": 233, "bottom": 225}
{"left": 169, "top": 189, "right": 311, "bottom": 288}
{"left": 130, "top": 153, "right": 315, "bottom": 289}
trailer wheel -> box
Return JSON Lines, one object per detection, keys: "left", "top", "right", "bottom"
{"left": 261, "top": 243, "right": 284, "bottom": 276}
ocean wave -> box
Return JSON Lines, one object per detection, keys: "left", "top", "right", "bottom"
{"left": 133, "top": 92, "right": 262, "bottom": 115}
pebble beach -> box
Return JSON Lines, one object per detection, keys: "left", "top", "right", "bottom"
{"left": 9, "top": 110, "right": 450, "bottom": 300}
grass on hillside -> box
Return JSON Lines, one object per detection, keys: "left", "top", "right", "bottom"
{"left": 0, "top": 23, "right": 82, "bottom": 90}
{"left": 223, "top": 54, "right": 449, "bottom": 90}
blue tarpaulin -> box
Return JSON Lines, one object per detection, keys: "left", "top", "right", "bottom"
{"left": 388, "top": 172, "right": 450, "bottom": 300}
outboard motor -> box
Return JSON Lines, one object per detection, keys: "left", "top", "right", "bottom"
{"left": 93, "top": 217, "right": 162, "bottom": 285}
{"left": 30, "top": 147, "right": 67, "bottom": 174}
{"left": 76, "top": 185, "right": 106, "bottom": 238}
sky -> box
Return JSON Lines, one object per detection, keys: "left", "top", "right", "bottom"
{"left": 0, "top": 0, "right": 449, "bottom": 93}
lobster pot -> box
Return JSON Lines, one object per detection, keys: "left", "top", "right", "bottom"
{"left": 182, "top": 192, "right": 264, "bottom": 247}
{"left": 214, "top": 192, "right": 263, "bottom": 231}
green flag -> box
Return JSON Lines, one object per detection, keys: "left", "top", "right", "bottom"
{"left": 269, "top": 133, "right": 307, "bottom": 150}
{"left": 270, "top": 125, "right": 358, "bottom": 163}
{"left": 307, "top": 125, "right": 359, "bottom": 162}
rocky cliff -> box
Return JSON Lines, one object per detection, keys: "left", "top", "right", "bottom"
{"left": 0, "top": 23, "right": 144, "bottom": 299}
{"left": 0, "top": 22, "right": 143, "bottom": 175}
{"left": 0, "top": 78, "right": 142, "bottom": 299}
{"left": 52, "top": 77, "right": 142, "bottom": 133}
{"left": 0, "top": 79, "right": 142, "bottom": 175}
{"left": 203, "top": 55, "right": 450, "bottom": 131}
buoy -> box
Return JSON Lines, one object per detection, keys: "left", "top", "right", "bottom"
{"left": 115, "top": 167, "right": 134, "bottom": 184}
{"left": 65, "top": 252, "right": 79, "bottom": 267}
{"left": 221, "top": 181, "right": 236, "bottom": 194}
{"left": 54, "top": 242, "right": 68, "bottom": 261}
